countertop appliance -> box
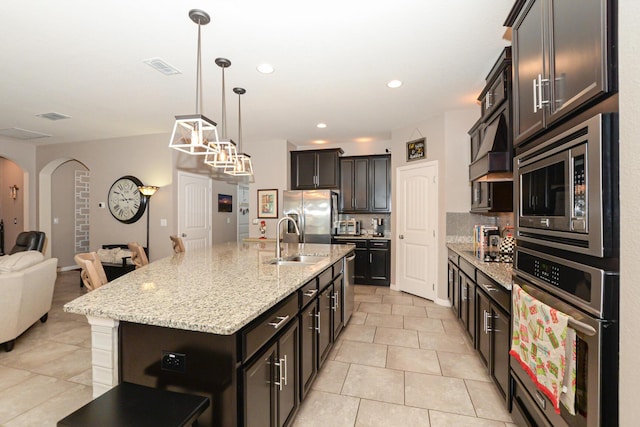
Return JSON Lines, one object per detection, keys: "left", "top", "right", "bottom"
{"left": 283, "top": 190, "right": 339, "bottom": 244}
{"left": 335, "top": 219, "right": 361, "bottom": 236}
{"left": 372, "top": 218, "right": 384, "bottom": 237}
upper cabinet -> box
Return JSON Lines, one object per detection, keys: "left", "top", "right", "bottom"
{"left": 291, "top": 149, "right": 343, "bottom": 190}
{"left": 339, "top": 155, "right": 391, "bottom": 213}
{"left": 510, "top": 0, "right": 617, "bottom": 146}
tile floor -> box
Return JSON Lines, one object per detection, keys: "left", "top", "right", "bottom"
{"left": 0, "top": 271, "right": 515, "bottom": 426}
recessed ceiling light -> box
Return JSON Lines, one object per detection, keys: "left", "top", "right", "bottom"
{"left": 316, "top": 123, "right": 327, "bottom": 129}
{"left": 257, "top": 63, "right": 275, "bottom": 74}
{"left": 312, "top": 140, "right": 327, "bottom": 144}
{"left": 143, "top": 58, "right": 181, "bottom": 75}
{"left": 387, "top": 80, "right": 403, "bottom": 88}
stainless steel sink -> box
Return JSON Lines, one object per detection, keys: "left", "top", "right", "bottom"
{"left": 265, "top": 254, "right": 328, "bottom": 266}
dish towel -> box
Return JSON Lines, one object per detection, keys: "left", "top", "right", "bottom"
{"left": 510, "top": 284, "right": 577, "bottom": 415}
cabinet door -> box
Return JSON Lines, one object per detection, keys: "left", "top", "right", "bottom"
{"left": 299, "top": 302, "right": 318, "bottom": 400}
{"left": 370, "top": 156, "right": 391, "bottom": 212}
{"left": 476, "top": 290, "right": 491, "bottom": 367}
{"left": 513, "top": 0, "right": 545, "bottom": 144}
{"left": 491, "top": 304, "right": 510, "bottom": 401}
{"left": 369, "top": 243, "right": 390, "bottom": 285}
{"left": 459, "top": 273, "right": 469, "bottom": 324}
{"left": 353, "top": 158, "right": 370, "bottom": 211}
{"left": 548, "top": 0, "right": 609, "bottom": 122}
{"left": 467, "top": 280, "right": 476, "bottom": 346}
{"left": 448, "top": 262, "right": 459, "bottom": 317}
{"left": 291, "top": 151, "right": 318, "bottom": 189}
{"left": 339, "top": 158, "right": 355, "bottom": 212}
{"left": 277, "top": 321, "right": 299, "bottom": 427}
{"left": 318, "top": 285, "right": 333, "bottom": 368}
{"left": 244, "top": 343, "right": 277, "bottom": 427}
{"left": 316, "top": 151, "right": 339, "bottom": 189}
{"left": 353, "top": 247, "right": 368, "bottom": 284}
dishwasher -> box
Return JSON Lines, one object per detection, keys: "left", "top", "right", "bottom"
{"left": 343, "top": 251, "right": 355, "bottom": 325}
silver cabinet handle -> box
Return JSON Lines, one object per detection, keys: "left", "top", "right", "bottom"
{"left": 303, "top": 289, "right": 318, "bottom": 298}
{"left": 268, "top": 315, "right": 289, "bottom": 329}
{"left": 274, "top": 357, "right": 285, "bottom": 391}
{"left": 331, "top": 292, "right": 340, "bottom": 311}
{"left": 315, "top": 312, "right": 320, "bottom": 334}
{"left": 369, "top": 254, "right": 372, "bottom": 263}
{"left": 282, "top": 354, "right": 288, "bottom": 386}
{"left": 533, "top": 76, "right": 538, "bottom": 112}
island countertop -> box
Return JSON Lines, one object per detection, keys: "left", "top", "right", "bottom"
{"left": 64, "top": 242, "right": 354, "bottom": 335}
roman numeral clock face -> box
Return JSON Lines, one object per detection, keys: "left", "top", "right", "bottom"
{"left": 107, "top": 176, "right": 147, "bottom": 223}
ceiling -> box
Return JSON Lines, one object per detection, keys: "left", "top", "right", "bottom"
{"left": 0, "top": 1, "right": 513, "bottom": 148}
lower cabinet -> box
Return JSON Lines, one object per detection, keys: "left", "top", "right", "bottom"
{"left": 475, "top": 271, "right": 511, "bottom": 403}
{"left": 243, "top": 320, "right": 299, "bottom": 427}
{"left": 337, "top": 239, "right": 390, "bottom": 285}
{"left": 318, "top": 284, "right": 333, "bottom": 368}
{"left": 299, "top": 300, "right": 318, "bottom": 400}
{"left": 447, "top": 250, "right": 460, "bottom": 317}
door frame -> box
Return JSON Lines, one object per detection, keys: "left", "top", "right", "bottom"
{"left": 177, "top": 171, "right": 212, "bottom": 249}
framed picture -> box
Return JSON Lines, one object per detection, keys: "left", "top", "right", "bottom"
{"left": 258, "top": 189, "right": 278, "bottom": 218}
{"left": 406, "top": 137, "right": 426, "bottom": 161}
{"left": 218, "top": 194, "right": 233, "bottom": 212}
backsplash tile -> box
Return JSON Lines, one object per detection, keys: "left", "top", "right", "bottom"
{"left": 446, "top": 212, "right": 514, "bottom": 243}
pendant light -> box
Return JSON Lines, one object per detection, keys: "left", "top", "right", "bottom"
{"left": 205, "top": 58, "right": 237, "bottom": 168}
{"left": 225, "top": 87, "right": 253, "bottom": 176}
{"left": 168, "top": 9, "right": 220, "bottom": 156}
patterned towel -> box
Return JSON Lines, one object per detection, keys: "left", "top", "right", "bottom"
{"left": 510, "top": 284, "right": 577, "bottom": 415}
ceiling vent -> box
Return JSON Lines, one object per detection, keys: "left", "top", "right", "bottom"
{"left": 0, "top": 127, "right": 51, "bottom": 140}
{"left": 36, "top": 112, "right": 71, "bottom": 121}
{"left": 143, "top": 58, "right": 182, "bottom": 75}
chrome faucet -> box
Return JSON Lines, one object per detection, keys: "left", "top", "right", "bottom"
{"left": 276, "top": 216, "right": 300, "bottom": 260}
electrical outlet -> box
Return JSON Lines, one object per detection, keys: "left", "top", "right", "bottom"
{"left": 161, "top": 351, "right": 186, "bottom": 373}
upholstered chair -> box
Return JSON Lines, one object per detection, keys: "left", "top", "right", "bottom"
{"left": 127, "top": 242, "right": 149, "bottom": 268}
{"left": 170, "top": 235, "right": 185, "bottom": 254}
{"left": 9, "top": 231, "right": 46, "bottom": 254}
{"left": 74, "top": 252, "right": 108, "bottom": 291}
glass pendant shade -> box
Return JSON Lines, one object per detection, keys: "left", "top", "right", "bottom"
{"left": 169, "top": 114, "right": 220, "bottom": 155}
{"left": 205, "top": 139, "right": 237, "bottom": 168}
{"left": 225, "top": 152, "right": 253, "bottom": 176}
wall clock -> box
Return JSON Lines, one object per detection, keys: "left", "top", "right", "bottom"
{"left": 107, "top": 175, "right": 147, "bottom": 224}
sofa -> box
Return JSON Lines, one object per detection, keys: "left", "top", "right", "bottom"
{"left": 0, "top": 251, "right": 58, "bottom": 351}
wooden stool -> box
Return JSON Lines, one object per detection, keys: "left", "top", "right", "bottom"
{"left": 57, "top": 382, "right": 209, "bottom": 427}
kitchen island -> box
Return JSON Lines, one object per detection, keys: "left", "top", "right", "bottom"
{"left": 65, "top": 241, "right": 354, "bottom": 427}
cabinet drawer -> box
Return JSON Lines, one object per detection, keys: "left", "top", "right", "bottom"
{"left": 368, "top": 240, "right": 389, "bottom": 249}
{"left": 332, "top": 259, "right": 343, "bottom": 277}
{"left": 242, "top": 293, "right": 298, "bottom": 362}
{"left": 459, "top": 258, "right": 476, "bottom": 280}
{"left": 447, "top": 249, "right": 459, "bottom": 264}
{"left": 318, "top": 267, "right": 333, "bottom": 290}
{"left": 336, "top": 239, "right": 367, "bottom": 248}
{"left": 476, "top": 271, "right": 510, "bottom": 314}
{"left": 299, "top": 279, "right": 318, "bottom": 308}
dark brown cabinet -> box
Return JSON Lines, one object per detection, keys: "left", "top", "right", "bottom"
{"left": 447, "top": 250, "right": 460, "bottom": 317}
{"left": 475, "top": 271, "right": 511, "bottom": 403}
{"left": 338, "top": 239, "right": 390, "bottom": 286}
{"left": 291, "top": 149, "right": 342, "bottom": 190}
{"left": 318, "top": 284, "right": 333, "bottom": 367}
{"left": 458, "top": 258, "right": 476, "bottom": 346}
{"left": 510, "top": 0, "right": 616, "bottom": 145}
{"left": 470, "top": 181, "right": 513, "bottom": 213}
{"left": 339, "top": 155, "right": 391, "bottom": 213}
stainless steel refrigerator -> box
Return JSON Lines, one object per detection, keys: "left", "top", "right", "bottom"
{"left": 282, "top": 190, "right": 339, "bottom": 243}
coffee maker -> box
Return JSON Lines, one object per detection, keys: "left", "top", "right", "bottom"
{"left": 372, "top": 218, "right": 384, "bottom": 237}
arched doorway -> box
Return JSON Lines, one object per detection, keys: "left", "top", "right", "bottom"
{"left": 40, "top": 158, "right": 89, "bottom": 267}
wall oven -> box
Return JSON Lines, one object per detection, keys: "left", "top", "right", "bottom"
{"left": 515, "top": 113, "right": 618, "bottom": 258}
{"left": 510, "top": 246, "right": 618, "bottom": 427}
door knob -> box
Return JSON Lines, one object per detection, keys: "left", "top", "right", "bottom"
{"left": 399, "top": 235, "right": 404, "bottom": 239}
{"left": 181, "top": 233, "right": 187, "bottom": 237}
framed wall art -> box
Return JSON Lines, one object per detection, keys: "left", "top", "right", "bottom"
{"left": 218, "top": 194, "right": 233, "bottom": 212}
{"left": 258, "top": 189, "right": 278, "bottom": 218}
{"left": 406, "top": 137, "right": 426, "bottom": 161}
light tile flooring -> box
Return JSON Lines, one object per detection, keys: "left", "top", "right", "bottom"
{"left": 0, "top": 272, "right": 514, "bottom": 426}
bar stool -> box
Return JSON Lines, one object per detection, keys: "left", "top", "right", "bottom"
{"left": 57, "top": 382, "right": 209, "bottom": 427}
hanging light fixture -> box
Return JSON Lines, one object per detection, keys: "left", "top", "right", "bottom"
{"left": 225, "top": 87, "right": 253, "bottom": 176}
{"left": 205, "top": 58, "right": 237, "bottom": 168}
{"left": 168, "top": 9, "right": 220, "bottom": 156}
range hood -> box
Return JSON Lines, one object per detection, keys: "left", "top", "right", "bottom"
{"left": 469, "top": 112, "right": 512, "bottom": 182}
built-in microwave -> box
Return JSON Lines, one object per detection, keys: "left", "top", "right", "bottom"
{"left": 515, "top": 113, "right": 618, "bottom": 258}
{"left": 335, "top": 219, "right": 361, "bottom": 236}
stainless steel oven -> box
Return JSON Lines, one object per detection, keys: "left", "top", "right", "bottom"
{"left": 510, "top": 246, "right": 618, "bottom": 427}
{"left": 515, "top": 113, "right": 618, "bottom": 257}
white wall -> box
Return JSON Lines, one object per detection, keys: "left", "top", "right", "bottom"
{"left": 444, "top": 108, "right": 477, "bottom": 212}
{"left": 618, "top": 0, "right": 639, "bottom": 423}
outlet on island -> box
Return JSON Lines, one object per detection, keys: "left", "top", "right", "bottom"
{"left": 161, "top": 351, "right": 186, "bottom": 373}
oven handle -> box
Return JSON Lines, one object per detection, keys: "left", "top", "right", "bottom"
{"left": 568, "top": 317, "right": 597, "bottom": 337}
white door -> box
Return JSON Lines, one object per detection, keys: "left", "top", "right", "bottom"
{"left": 237, "top": 184, "right": 250, "bottom": 241}
{"left": 177, "top": 171, "right": 212, "bottom": 250}
{"left": 396, "top": 161, "right": 438, "bottom": 300}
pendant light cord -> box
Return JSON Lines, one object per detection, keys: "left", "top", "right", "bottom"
{"left": 237, "top": 93, "right": 242, "bottom": 152}
{"left": 221, "top": 67, "right": 227, "bottom": 139}
{"left": 196, "top": 23, "right": 202, "bottom": 114}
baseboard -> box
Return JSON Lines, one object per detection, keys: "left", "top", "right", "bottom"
{"left": 434, "top": 297, "right": 452, "bottom": 307}
{"left": 58, "top": 265, "right": 80, "bottom": 272}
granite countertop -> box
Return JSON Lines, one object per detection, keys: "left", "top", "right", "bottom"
{"left": 447, "top": 243, "right": 513, "bottom": 290}
{"left": 333, "top": 235, "right": 391, "bottom": 241}
{"left": 64, "top": 242, "right": 354, "bottom": 335}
